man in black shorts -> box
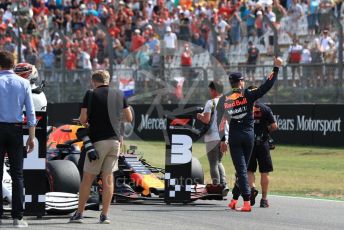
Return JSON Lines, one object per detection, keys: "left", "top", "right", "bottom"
{"left": 247, "top": 90, "right": 278, "bottom": 208}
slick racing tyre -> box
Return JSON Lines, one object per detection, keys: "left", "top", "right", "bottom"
{"left": 64, "top": 154, "right": 80, "bottom": 168}
{"left": 191, "top": 157, "right": 204, "bottom": 184}
{"left": 46, "top": 160, "right": 80, "bottom": 194}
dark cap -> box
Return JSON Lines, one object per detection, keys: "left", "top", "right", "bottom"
{"left": 228, "top": 72, "right": 244, "bottom": 82}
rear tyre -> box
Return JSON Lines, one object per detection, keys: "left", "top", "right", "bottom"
{"left": 64, "top": 154, "right": 80, "bottom": 168}
{"left": 191, "top": 157, "right": 204, "bottom": 184}
{"left": 46, "top": 160, "right": 80, "bottom": 194}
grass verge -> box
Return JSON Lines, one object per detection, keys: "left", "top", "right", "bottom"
{"left": 124, "top": 140, "right": 344, "bottom": 201}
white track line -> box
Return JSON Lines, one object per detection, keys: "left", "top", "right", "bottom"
{"left": 269, "top": 194, "right": 344, "bottom": 203}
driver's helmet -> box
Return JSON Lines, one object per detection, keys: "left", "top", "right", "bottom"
{"left": 14, "top": 63, "right": 38, "bottom": 85}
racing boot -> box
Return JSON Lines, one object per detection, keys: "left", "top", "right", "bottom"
{"left": 235, "top": 201, "right": 252, "bottom": 212}
{"left": 250, "top": 187, "right": 259, "bottom": 206}
{"left": 228, "top": 199, "right": 238, "bottom": 210}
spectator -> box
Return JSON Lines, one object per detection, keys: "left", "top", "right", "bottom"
{"left": 51, "top": 33, "right": 63, "bottom": 68}
{"left": 272, "top": 0, "right": 288, "bottom": 30}
{"left": 246, "top": 41, "right": 260, "bottom": 83}
{"left": 300, "top": 40, "right": 312, "bottom": 87}
{"left": 136, "top": 44, "right": 150, "bottom": 69}
{"left": 64, "top": 13, "right": 73, "bottom": 36}
{"left": 136, "top": 44, "right": 151, "bottom": 90}
{"left": 65, "top": 47, "right": 76, "bottom": 70}
{"left": 317, "top": 29, "right": 336, "bottom": 85}
{"left": 191, "top": 32, "right": 206, "bottom": 54}
{"left": 52, "top": 9, "right": 64, "bottom": 29}
{"left": 307, "top": 0, "right": 319, "bottom": 35}
{"left": 163, "top": 26, "right": 178, "bottom": 63}
{"left": 319, "top": 0, "right": 335, "bottom": 31}
{"left": 244, "top": 2, "right": 256, "bottom": 39}
{"left": 26, "top": 18, "right": 37, "bottom": 35}
{"left": 76, "top": 46, "right": 92, "bottom": 85}
{"left": 286, "top": 0, "right": 303, "bottom": 38}
{"left": 113, "top": 39, "right": 128, "bottom": 64}
{"left": 146, "top": 33, "right": 160, "bottom": 53}
{"left": 334, "top": 0, "right": 342, "bottom": 18}
{"left": 99, "top": 57, "right": 110, "bottom": 70}
{"left": 229, "top": 8, "right": 242, "bottom": 48}
{"left": 3, "top": 37, "right": 15, "bottom": 54}
{"left": 214, "top": 40, "right": 230, "bottom": 67}
{"left": 310, "top": 40, "right": 324, "bottom": 87}
{"left": 24, "top": 46, "right": 39, "bottom": 66}
{"left": 40, "top": 45, "right": 55, "bottom": 69}
{"left": 76, "top": 47, "right": 92, "bottom": 71}
{"left": 150, "top": 44, "right": 164, "bottom": 81}
{"left": 317, "top": 29, "right": 335, "bottom": 61}
{"left": 255, "top": 11, "right": 265, "bottom": 45}
{"left": 266, "top": 5, "right": 277, "bottom": 55}
{"left": 179, "top": 12, "right": 191, "bottom": 41}
{"left": 95, "top": 30, "right": 106, "bottom": 64}
{"left": 131, "top": 29, "right": 145, "bottom": 52}
{"left": 181, "top": 43, "right": 193, "bottom": 85}
{"left": 288, "top": 37, "right": 303, "bottom": 87}
{"left": 217, "top": 15, "right": 230, "bottom": 43}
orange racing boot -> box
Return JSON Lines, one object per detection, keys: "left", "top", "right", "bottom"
{"left": 235, "top": 201, "right": 252, "bottom": 212}
{"left": 228, "top": 199, "right": 238, "bottom": 210}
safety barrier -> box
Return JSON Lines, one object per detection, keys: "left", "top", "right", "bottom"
{"left": 40, "top": 64, "right": 343, "bottom": 104}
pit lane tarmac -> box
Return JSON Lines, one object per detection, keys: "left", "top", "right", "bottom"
{"left": 1, "top": 195, "right": 343, "bottom": 230}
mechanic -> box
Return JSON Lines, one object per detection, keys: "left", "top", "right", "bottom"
{"left": 247, "top": 86, "right": 278, "bottom": 208}
{"left": 69, "top": 70, "right": 132, "bottom": 224}
{"left": 197, "top": 81, "right": 227, "bottom": 187}
{"left": 216, "top": 57, "right": 282, "bottom": 212}
{"left": 0, "top": 51, "right": 36, "bottom": 227}
{"left": 14, "top": 63, "right": 47, "bottom": 112}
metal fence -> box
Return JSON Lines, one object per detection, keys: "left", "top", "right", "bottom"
{"left": 40, "top": 63, "right": 343, "bottom": 104}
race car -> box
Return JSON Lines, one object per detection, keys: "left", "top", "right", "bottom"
{"left": 46, "top": 125, "right": 229, "bottom": 204}
{"left": 2, "top": 124, "right": 98, "bottom": 215}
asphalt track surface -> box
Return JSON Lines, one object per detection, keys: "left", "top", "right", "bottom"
{"left": 0, "top": 195, "right": 343, "bottom": 230}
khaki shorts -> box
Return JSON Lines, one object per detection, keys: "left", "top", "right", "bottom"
{"left": 83, "top": 139, "right": 120, "bottom": 175}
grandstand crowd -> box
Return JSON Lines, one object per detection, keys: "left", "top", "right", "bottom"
{"left": 0, "top": 0, "right": 343, "bottom": 87}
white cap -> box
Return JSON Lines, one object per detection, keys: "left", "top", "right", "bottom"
{"left": 257, "top": 11, "right": 263, "bottom": 15}
{"left": 119, "top": 1, "right": 125, "bottom": 5}
{"left": 135, "top": 29, "right": 140, "bottom": 33}
{"left": 147, "top": 24, "right": 152, "bottom": 30}
{"left": 166, "top": 26, "right": 172, "bottom": 32}
{"left": 148, "top": 0, "right": 153, "bottom": 4}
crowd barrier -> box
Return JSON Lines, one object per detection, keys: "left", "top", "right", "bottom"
{"left": 47, "top": 103, "right": 343, "bottom": 147}
{"left": 40, "top": 64, "right": 343, "bottom": 105}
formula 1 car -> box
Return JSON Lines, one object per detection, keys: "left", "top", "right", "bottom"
{"left": 2, "top": 124, "right": 98, "bottom": 215}
{"left": 46, "top": 125, "right": 228, "bottom": 204}
{"left": 114, "top": 145, "right": 228, "bottom": 203}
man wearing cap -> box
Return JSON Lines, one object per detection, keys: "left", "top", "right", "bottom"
{"left": 216, "top": 57, "right": 283, "bottom": 212}
{"left": 131, "top": 29, "right": 145, "bottom": 52}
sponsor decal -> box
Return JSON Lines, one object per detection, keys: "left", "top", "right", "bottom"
{"left": 274, "top": 115, "right": 341, "bottom": 136}
{"left": 138, "top": 114, "right": 167, "bottom": 131}
{"left": 170, "top": 118, "right": 191, "bottom": 126}
{"left": 170, "top": 134, "right": 192, "bottom": 164}
{"left": 224, "top": 97, "right": 248, "bottom": 109}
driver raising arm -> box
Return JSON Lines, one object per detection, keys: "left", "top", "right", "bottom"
{"left": 216, "top": 57, "right": 283, "bottom": 212}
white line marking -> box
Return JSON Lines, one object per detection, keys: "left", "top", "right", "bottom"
{"left": 269, "top": 194, "right": 344, "bottom": 203}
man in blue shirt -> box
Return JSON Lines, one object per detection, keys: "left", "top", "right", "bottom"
{"left": 0, "top": 51, "right": 36, "bottom": 228}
